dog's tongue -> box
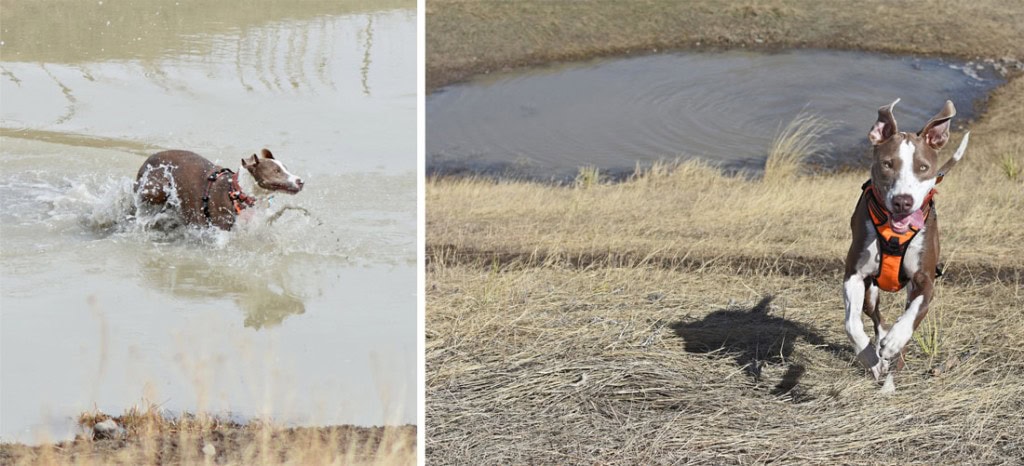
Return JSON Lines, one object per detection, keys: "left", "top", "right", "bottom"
{"left": 890, "top": 210, "right": 925, "bottom": 233}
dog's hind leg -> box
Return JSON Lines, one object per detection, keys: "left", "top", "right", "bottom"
{"left": 135, "top": 164, "right": 173, "bottom": 206}
{"left": 863, "top": 278, "right": 884, "bottom": 341}
{"left": 861, "top": 278, "right": 891, "bottom": 379}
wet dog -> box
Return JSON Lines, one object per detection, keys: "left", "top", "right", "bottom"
{"left": 135, "top": 149, "right": 304, "bottom": 230}
{"left": 842, "top": 99, "right": 969, "bottom": 391}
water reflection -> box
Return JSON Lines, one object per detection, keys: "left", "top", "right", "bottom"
{"left": 0, "top": 0, "right": 412, "bottom": 64}
{"left": 140, "top": 257, "right": 306, "bottom": 330}
{"left": 361, "top": 15, "right": 375, "bottom": 96}
{"left": 2, "top": 6, "right": 416, "bottom": 174}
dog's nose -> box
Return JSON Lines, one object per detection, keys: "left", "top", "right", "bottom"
{"left": 296, "top": 178, "right": 304, "bottom": 188}
{"left": 891, "top": 194, "right": 914, "bottom": 214}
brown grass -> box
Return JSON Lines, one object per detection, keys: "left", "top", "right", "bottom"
{"left": 763, "top": 114, "right": 832, "bottom": 182}
{"left": 427, "top": 265, "right": 1023, "bottom": 464}
{"left": 426, "top": 1, "right": 1024, "bottom": 463}
{"left": 0, "top": 404, "right": 416, "bottom": 465}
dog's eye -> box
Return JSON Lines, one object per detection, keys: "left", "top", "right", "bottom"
{"left": 882, "top": 161, "right": 893, "bottom": 169}
{"left": 918, "top": 165, "right": 928, "bottom": 172}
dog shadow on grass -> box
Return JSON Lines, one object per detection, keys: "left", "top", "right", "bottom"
{"left": 670, "top": 295, "right": 844, "bottom": 401}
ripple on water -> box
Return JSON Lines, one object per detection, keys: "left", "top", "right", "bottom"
{"left": 426, "top": 49, "right": 1003, "bottom": 181}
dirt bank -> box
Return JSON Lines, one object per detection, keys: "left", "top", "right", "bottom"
{"left": 0, "top": 407, "right": 416, "bottom": 465}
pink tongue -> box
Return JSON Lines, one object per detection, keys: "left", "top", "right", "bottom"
{"left": 890, "top": 210, "right": 925, "bottom": 233}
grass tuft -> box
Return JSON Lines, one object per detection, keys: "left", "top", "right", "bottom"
{"left": 763, "top": 113, "right": 832, "bottom": 182}
{"left": 574, "top": 166, "right": 602, "bottom": 189}
{"left": 998, "top": 151, "right": 1021, "bottom": 181}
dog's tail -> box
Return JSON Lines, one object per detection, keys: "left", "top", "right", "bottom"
{"left": 937, "top": 132, "right": 969, "bottom": 180}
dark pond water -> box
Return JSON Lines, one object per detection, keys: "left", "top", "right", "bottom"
{"left": 426, "top": 50, "right": 1002, "bottom": 181}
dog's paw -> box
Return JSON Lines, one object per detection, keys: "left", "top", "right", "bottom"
{"left": 869, "top": 358, "right": 890, "bottom": 381}
{"left": 879, "top": 319, "right": 914, "bottom": 360}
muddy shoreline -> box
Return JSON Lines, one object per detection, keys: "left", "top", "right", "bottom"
{"left": 1, "top": 411, "right": 416, "bottom": 465}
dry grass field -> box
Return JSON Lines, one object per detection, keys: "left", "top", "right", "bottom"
{"left": 427, "top": 1, "right": 1024, "bottom": 463}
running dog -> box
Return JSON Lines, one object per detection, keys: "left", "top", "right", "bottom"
{"left": 842, "top": 99, "right": 969, "bottom": 391}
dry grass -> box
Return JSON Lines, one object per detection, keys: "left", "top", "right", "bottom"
{"left": 427, "top": 128, "right": 1024, "bottom": 274}
{"left": 763, "top": 114, "right": 832, "bottom": 182}
{"left": 427, "top": 265, "right": 1023, "bottom": 464}
{"left": 0, "top": 404, "right": 416, "bottom": 465}
{"left": 426, "top": 2, "right": 1024, "bottom": 463}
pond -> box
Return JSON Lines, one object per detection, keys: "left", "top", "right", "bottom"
{"left": 426, "top": 49, "right": 1002, "bottom": 181}
{"left": 0, "top": 0, "right": 416, "bottom": 443}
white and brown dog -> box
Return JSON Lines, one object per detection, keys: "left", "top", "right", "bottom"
{"left": 135, "top": 148, "right": 304, "bottom": 230}
{"left": 843, "top": 99, "right": 969, "bottom": 391}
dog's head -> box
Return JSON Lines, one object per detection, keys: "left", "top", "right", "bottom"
{"left": 867, "top": 99, "right": 968, "bottom": 220}
{"left": 241, "top": 149, "right": 304, "bottom": 194}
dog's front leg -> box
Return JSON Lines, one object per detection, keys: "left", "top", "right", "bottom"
{"left": 879, "top": 274, "right": 933, "bottom": 362}
{"left": 843, "top": 274, "right": 881, "bottom": 372}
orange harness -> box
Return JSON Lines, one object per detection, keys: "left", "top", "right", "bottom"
{"left": 860, "top": 180, "right": 938, "bottom": 292}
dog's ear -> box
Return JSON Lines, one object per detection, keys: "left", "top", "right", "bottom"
{"left": 261, "top": 148, "right": 275, "bottom": 160}
{"left": 241, "top": 154, "right": 259, "bottom": 167}
{"left": 919, "top": 100, "right": 955, "bottom": 150}
{"left": 868, "top": 98, "right": 900, "bottom": 146}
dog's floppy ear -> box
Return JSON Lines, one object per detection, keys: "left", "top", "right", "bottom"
{"left": 919, "top": 100, "right": 956, "bottom": 150}
{"left": 260, "top": 148, "right": 275, "bottom": 160}
{"left": 868, "top": 98, "right": 900, "bottom": 146}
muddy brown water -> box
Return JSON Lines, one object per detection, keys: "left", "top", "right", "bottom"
{"left": 426, "top": 50, "right": 1002, "bottom": 181}
{"left": 0, "top": 1, "right": 415, "bottom": 443}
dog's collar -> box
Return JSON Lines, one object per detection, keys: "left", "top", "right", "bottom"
{"left": 229, "top": 171, "right": 256, "bottom": 214}
{"left": 202, "top": 168, "right": 256, "bottom": 221}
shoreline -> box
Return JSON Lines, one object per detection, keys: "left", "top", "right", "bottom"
{"left": 0, "top": 408, "right": 416, "bottom": 465}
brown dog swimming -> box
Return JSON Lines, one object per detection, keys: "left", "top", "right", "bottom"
{"left": 135, "top": 149, "right": 304, "bottom": 230}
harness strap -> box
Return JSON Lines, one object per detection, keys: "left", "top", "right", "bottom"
{"left": 860, "top": 180, "right": 936, "bottom": 292}
{"left": 202, "top": 168, "right": 255, "bottom": 221}
{"left": 202, "top": 168, "right": 234, "bottom": 220}
{"left": 230, "top": 172, "right": 256, "bottom": 214}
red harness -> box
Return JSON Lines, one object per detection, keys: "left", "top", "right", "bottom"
{"left": 202, "top": 168, "right": 256, "bottom": 221}
{"left": 860, "top": 179, "right": 939, "bottom": 292}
